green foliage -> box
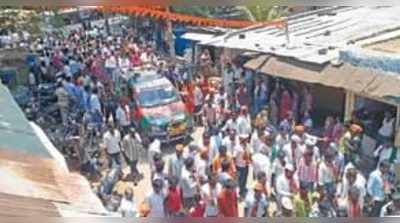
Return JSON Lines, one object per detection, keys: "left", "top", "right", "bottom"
{"left": 171, "top": 6, "right": 215, "bottom": 18}
{"left": 49, "top": 11, "right": 65, "bottom": 28}
{"left": 0, "top": 8, "right": 42, "bottom": 36}
{"left": 245, "top": 5, "right": 288, "bottom": 21}
{"left": 170, "top": 5, "right": 286, "bottom": 22}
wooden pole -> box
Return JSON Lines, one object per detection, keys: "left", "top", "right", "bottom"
{"left": 344, "top": 90, "right": 355, "bottom": 122}
{"left": 166, "top": 6, "right": 175, "bottom": 58}
{"left": 284, "top": 19, "right": 290, "bottom": 48}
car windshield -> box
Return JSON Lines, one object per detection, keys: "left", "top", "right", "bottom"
{"left": 138, "top": 86, "right": 178, "bottom": 108}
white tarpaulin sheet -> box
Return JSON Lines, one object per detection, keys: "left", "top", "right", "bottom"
{"left": 181, "top": 32, "right": 215, "bottom": 42}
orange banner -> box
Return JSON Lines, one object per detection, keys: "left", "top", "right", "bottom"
{"left": 100, "top": 6, "right": 285, "bottom": 29}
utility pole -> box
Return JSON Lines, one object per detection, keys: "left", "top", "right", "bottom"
{"left": 105, "top": 11, "right": 110, "bottom": 35}
{"left": 166, "top": 6, "right": 175, "bottom": 58}
{"left": 284, "top": 19, "right": 290, "bottom": 48}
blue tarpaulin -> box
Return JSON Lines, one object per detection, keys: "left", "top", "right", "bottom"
{"left": 340, "top": 49, "right": 400, "bottom": 74}
{"left": 173, "top": 25, "right": 190, "bottom": 56}
{"left": 0, "top": 69, "right": 17, "bottom": 85}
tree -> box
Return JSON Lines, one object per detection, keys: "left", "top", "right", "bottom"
{"left": 245, "top": 5, "right": 288, "bottom": 21}
{"left": 170, "top": 5, "right": 287, "bottom": 22}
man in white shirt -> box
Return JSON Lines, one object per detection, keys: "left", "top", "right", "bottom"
{"left": 168, "top": 144, "right": 185, "bottom": 180}
{"left": 103, "top": 125, "right": 122, "bottom": 168}
{"left": 222, "top": 129, "right": 239, "bottom": 157}
{"left": 374, "top": 140, "right": 399, "bottom": 167}
{"left": 236, "top": 106, "right": 252, "bottom": 139}
{"left": 318, "top": 149, "right": 338, "bottom": 196}
{"left": 250, "top": 128, "right": 268, "bottom": 155}
{"left": 223, "top": 112, "right": 238, "bottom": 133}
{"left": 214, "top": 86, "right": 228, "bottom": 107}
{"left": 122, "top": 128, "right": 142, "bottom": 183}
{"left": 196, "top": 147, "right": 209, "bottom": 184}
{"left": 252, "top": 146, "right": 272, "bottom": 186}
{"left": 115, "top": 102, "right": 131, "bottom": 135}
{"left": 180, "top": 157, "right": 198, "bottom": 210}
{"left": 55, "top": 81, "right": 70, "bottom": 125}
{"left": 271, "top": 150, "right": 287, "bottom": 186}
{"left": 282, "top": 135, "right": 303, "bottom": 169}
{"left": 304, "top": 138, "right": 321, "bottom": 163}
{"left": 367, "top": 160, "right": 391, "bottom": 216}
{"left": 145, "top": 179, "right": 165, "bottom": 217}
{"left": 148, "top": 138, "right": 161, "bottom": 173}
{"left": 338, "top": 166, "right": 366, "bottom": 210}
{"left": 118, "top": 54, "right": 131, "bottom": 74}
{"left": 234, "top": 136, "right": 251, "bottom": 197}
{"left": 105, "top": 53, "right": 117, "bottom": 79}
{"left": 119, "top": 188, "right": 137, "bottom": 217}
{"left": 201, "top": 174, "right": 222, "bottom": 217}
{"left": 378, "top": 111, "right": 395, "bottom": 146}
{"left": 89, "top": 87, "right": 103, "bottom": 129}
{"left": 276, "top": 164, "right": 299, "bottom": 206}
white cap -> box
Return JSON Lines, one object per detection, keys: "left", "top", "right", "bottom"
{"left": 284, "top": 163, "right": 295, "bottom": 172}
{"left": 291, "top": 135, "right": 302, "bottom": 143}
{"left": 281, "top": 197, "right": 293, "bottom": 210}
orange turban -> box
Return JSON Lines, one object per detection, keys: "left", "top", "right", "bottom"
{"left": 350, "top": 124, "right": 363, "bottom": 133}
{"left": 294, "top": 125, "right": 305, "bottom": 133}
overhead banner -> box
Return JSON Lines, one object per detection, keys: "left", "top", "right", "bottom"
{"left": 99, "top": 6, "right": 285, "bottom": 28}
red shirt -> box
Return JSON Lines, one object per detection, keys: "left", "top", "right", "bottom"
{"left": 189, "top": 201, "right": 205, "bottom": 217}
{"left": 280, "top": 91, "right": 292, "bottom": 120}
{"left": 200, "top": 79, "right": 209, "bottom": 96}
{"left": 165, "top": 187, "right": 182, "bottom": 214}
{"left": 217, "top": 189, "right": 238, "bottom": 217}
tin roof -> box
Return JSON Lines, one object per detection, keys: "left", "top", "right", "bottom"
{"left": 0, "top": 148, "right": 107, "bottom": 216}
{"left": 202, "top": 6, "right": 400, "bottom": 65}
{"left": 0, "top": 82, "right": 106, "bottom": 216}
{"left": 365, "top": 38, "right": 400, "bottom": 54}
{"left": 0, "top": 192, "right": 60, "bottom": 217}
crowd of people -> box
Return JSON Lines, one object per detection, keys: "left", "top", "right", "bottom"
{"left": 22, "top": 15, "right": 400, "bottom": 218}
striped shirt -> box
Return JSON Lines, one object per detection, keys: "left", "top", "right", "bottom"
{"left": 297, "top": 157, "right": 317, "bottom": 183}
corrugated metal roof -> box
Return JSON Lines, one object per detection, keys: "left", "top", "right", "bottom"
{"left": 0, "top": 149, "right": 70, "bottom": 203}
{"left": 0, "top": 192, "right": 60, "bottom": 217}
{"left": 202, "top": 6, "right": 400, "bottom": 64}
{"left": 0, "top": 148, "right": 107, "bottom": 216}
{"left": 364, "top": 37, "right": 400, "bottom": 54}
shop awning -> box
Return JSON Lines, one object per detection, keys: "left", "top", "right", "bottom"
{"left": 339, "top": 66, "right": 378, "bottom": 94}
{"left": 319, "top": 64, "right": 355, "bottom": 89}
{"left": 363, "top": 73, "right": 400, "bottom": 98}
{"left": 250, "top": 55, "right": 400, "bottom": 100}
{"left": 260, "top": 56, "right": 324, "bottom": 84}
{"left": 243, "top": 55, "right": 269, "bottom": 70}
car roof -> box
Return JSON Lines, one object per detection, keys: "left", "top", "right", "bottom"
{"left": 130, "top": 70, "right": 173, "bottom": 91}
